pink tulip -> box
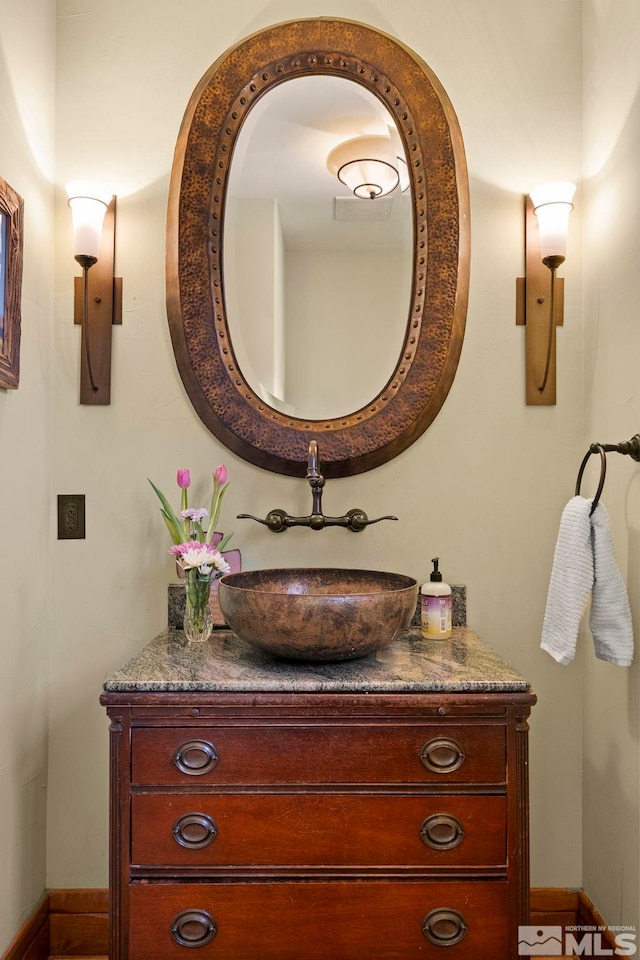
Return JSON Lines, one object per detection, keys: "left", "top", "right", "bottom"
{"left": 214, "top": 464, "right": 228, "bottom": 486}
{"left": 176, "top": 469, "right": 191, "bottom": 489}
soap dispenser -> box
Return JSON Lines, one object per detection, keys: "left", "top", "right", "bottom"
{"left": 421, "top": 557, "right": 452, "bottom": 639}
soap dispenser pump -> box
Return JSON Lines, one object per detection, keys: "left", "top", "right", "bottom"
{"left": 421, "top": 557, "right": 452, "bottom": 639}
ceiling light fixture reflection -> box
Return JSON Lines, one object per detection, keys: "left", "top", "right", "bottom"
{"left": 327, "top": 135, "right": 400, "bottom": 199}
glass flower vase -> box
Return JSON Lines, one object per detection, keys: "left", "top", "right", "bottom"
{"left": 183, "top": 570, "right": 214, "bottom": 643}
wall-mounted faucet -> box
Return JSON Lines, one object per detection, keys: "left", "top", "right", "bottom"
{"left": 238, "top": 440, "right": 398, "bottom": 533}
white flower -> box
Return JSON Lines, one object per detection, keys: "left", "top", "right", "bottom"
{"left": 213, "top": 552, "right": 231, "bottom": 575}
{"left": 177, "top": 543, "right": 232, "bottom": 575}
{"left": 179, "top": 545, "right": 215, "bottom": 569}
{"left": 181, "top": 508, "right": 209, "bottom": 522}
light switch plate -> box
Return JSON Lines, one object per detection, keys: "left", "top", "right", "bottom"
{"left": 57, "top": 494, "right": 86, "bottom": 539}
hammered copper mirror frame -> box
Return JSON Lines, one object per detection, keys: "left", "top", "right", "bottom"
{"left": 166, "top": 18, "right": 470, "bottom": 477}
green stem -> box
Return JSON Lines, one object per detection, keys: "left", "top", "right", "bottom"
{"left": 184, "top": 570, "right": 213, "bottom": 634}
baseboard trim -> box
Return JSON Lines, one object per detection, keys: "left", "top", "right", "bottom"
{"left": 48, "top": 891, "right": 108, "bottom": 958}
{"left": 530, "top": 888, "right": 618, "bottom": 954}
{"left": 47, "top": 892, "right": 108, "bottom": 916}
{"left": 577, "top": 890, "right": 619, "bottom": 952}
{"left": 2, "top": 895, "right": 49, "bottom": 960}
{"left": 1, "top": 887, "right": 621, "bottom": 959}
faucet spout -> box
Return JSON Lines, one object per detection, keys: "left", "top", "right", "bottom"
{"left": 306, "top": 439, "right": 320, "bottom": 480}
{"left": 306, "top": 440, "right": 325, "bottom": 517}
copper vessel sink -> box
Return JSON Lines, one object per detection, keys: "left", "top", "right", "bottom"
{"left": 217, "top": 567, "right": 418, "bottom": 662}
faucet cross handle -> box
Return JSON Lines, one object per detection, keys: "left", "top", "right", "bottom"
{"left": 237, "top": 438, "right": 398, "bottom": 533}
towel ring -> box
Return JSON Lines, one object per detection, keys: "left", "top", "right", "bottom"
{"left": 575, "top": 444, "right": 606, "bottom": 515}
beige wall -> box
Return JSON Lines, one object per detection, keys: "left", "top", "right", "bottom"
{"left": 0, "top": 0, "right": 55, "bottom": 951}
{"left": 4, "top": 0, "right": 637, "bottom": 939}
{"left": 48, "top": 0, "right": 585, "bottom": 891}
{"left": 284, "top": 248, "right": 410, "bottom": 419}
{"left": 11, "top": 1, "right": 640, "bottom": 948}
{"left": 582, "top": 0, "right": 640, "bottom": 928}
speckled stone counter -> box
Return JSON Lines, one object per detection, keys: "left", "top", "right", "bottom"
{"left": 103, "top": 625, "right": 529, "bottom": 694}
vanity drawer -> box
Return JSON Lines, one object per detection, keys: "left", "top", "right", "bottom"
{"left": 131, "top": 723, "right": 506, "bottom": 786}
{"left": 128, "top": 879, "right": 508, "bottom": 959}
{"left": 131, "top": 793, "right": 506, "bottom": 869}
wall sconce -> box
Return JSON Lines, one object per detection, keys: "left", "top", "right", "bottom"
{"left": 327, "top": 136, "right": 400, "bottom": 199}
{"left": 66, "top": 182, "right": 122, "bottom": 405}
{"left": 516, "top": 180, "right": 576, "bottom": 405}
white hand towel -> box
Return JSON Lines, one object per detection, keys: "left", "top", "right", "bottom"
{"left": 589, "top": 502, "right": 634, "bottom": 666}
{"left": 540, "top": 496, "right": 593, "bottom": 665}
{"left": 540, "top": 495, "right": 634, "bottom": 666}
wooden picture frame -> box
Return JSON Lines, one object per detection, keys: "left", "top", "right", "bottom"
{"left": 0, "top": 175, "right": 24, "bottom": 389}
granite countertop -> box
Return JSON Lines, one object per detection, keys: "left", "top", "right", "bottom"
{"left": 103, "top": 626, "right": 530, "bottom": 694}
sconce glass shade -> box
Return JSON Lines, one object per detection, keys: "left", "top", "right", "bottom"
{"left": 66, "top": 182, "right": 110, "bottom": 259}
{"left": 530, "top": 180, "right": 576, "bottom": 262}
{"left": 327, "top": 136, "right": 399, "bottom": 199}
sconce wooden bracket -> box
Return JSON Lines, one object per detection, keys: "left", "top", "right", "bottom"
{"left": 73, "top": 197, "right": 122, "bottom": 404}
{"left": 516, "top": 196, "right": 564, "bottom": 406}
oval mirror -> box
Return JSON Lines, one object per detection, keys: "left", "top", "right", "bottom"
{"left": 166, "top": 18, "right": 470, "bottom": 477}
{"left": 224, "top": 75, "right": 413, "bottom": 421}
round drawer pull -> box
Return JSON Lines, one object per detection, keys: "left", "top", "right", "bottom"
{"left": 171, "top": 910, "right": 217, "bottom": 948}
{"left": 173, "top": 739, "right": 219, "bottom": 776}
{"left": 420, "top": 814, "right": 465, "bottom": 850}
{"left": 420, "top": 737, "right": 465, "bottom": 773}
{"left": 173, "top": 813, "right": 218, "bottom": 849}
{"left": 422, "top": 908, "right": 467, "bottom": 946}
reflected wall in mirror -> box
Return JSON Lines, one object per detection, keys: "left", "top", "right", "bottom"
{"left": 166, "top": 18, "right": 470, "bottom": 476}
{"left": 224, "top": 76, "right": 412, "bottom": 421}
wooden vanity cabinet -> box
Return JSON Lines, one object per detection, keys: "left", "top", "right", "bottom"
{"left": 101, "top": 684, "right": 535, "bottom": 960}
